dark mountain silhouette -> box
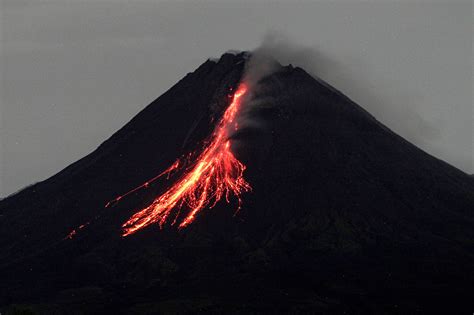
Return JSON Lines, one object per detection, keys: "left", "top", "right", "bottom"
{"left": 1, "top": 52, "right": 473, "bottom": 314}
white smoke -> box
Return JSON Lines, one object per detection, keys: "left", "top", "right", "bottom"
{"left": 240, "top": 31, "right": 442, "bottom": 149}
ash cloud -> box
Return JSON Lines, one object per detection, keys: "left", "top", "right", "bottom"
{"left": 240, "top": 31, "right": 443, "bottom": 158}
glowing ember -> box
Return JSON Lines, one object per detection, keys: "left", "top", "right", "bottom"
{"left": 112, "top": 83, "right": 251, "bottom": 236}
{"left": 64, "top": 222, "right": 89, "bottom": 240}
{"left": 105, "top": 160, "right": 181, "bottom": 209}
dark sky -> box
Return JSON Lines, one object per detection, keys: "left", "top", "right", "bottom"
{"left": 1, "top": 0, "right": 472, "bottom": 197}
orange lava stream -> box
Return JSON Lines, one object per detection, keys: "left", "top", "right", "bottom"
{"left": 121, "top": 83, "right": 251, "bottom": 236}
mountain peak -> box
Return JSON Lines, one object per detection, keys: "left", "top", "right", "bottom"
{"left": 1, "top": 52, "right": 473, "bottom": 313}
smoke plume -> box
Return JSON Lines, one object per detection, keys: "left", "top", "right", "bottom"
{"left": 240, "top": 31, "right": 444, "bottom": 161}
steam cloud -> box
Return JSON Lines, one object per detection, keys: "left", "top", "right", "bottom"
{"left": 240, "top": 31, "right": 443, "bottom": 155}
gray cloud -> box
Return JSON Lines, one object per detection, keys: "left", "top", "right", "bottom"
{"left": 250, "top": 31, "right": 443, "bottom": 143}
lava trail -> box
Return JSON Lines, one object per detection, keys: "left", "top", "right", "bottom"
{"left": 114, "top": 83, "right": 251, "bottom": 236}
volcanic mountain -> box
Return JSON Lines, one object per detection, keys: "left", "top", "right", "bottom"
{"left": 1, "top": 52, "right": 473, "bottom": 314}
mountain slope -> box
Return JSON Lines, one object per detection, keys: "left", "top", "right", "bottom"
{"left": 1, "top": 52, "right": 473, "bottom": 314}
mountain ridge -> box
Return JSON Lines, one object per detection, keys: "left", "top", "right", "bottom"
{"left": 1, "top": 52, "right": 473, "bottom": 314}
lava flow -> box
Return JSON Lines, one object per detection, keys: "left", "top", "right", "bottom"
{"left": 114, "top": 83, "right": 251, "bottom": 236}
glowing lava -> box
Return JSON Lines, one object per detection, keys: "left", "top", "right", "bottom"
{"left": 64, "top": 222, "right": 89, "bottom": 240}
{"left": 113, "top": 83, "right": 251, "bottom": 236}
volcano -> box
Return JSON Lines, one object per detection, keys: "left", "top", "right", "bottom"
{"left": 1, "top": 52, "right": 473, "bottom": 314}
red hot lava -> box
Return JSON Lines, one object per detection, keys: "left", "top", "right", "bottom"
{"left": 64, "top": 222, "right": 90, "bottom": 240}
{"left": 109, "top": 83, "right": 251, "bottom": 236}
